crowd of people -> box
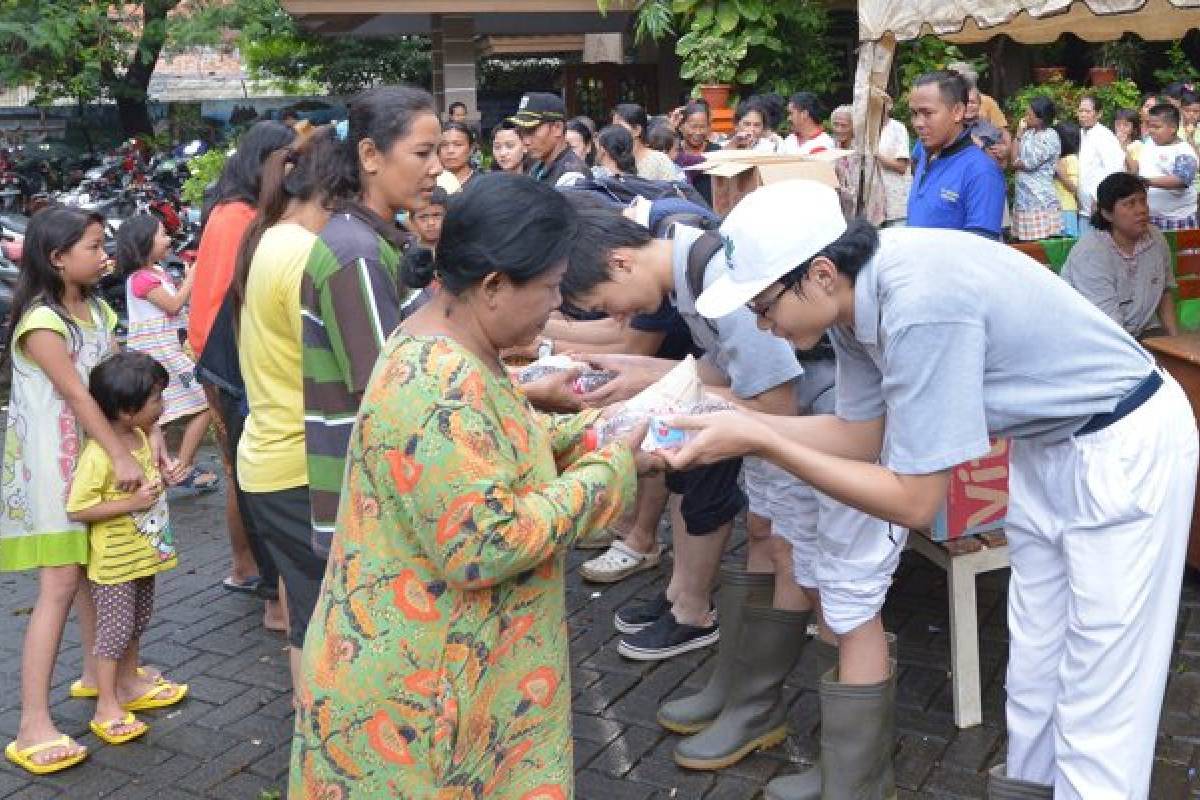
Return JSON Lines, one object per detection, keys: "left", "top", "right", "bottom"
{"left": 0, "top": 60, "right": 1196, "bottom": 800}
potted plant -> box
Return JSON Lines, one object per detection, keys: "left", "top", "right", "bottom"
{"left": 678, "top": 32, "right": 748, "bottom": 109}
{"left": 1032, "top": 40, "right": 1068, "bottom": 84}
{"left": 1092, "top": 38, "right": 1144, "bottom": 86}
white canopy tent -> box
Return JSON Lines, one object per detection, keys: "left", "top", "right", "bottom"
{"left": 850, "top": 0, "right": 1200, "bottom": 215}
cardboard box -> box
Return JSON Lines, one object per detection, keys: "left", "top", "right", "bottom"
{"left": 688, "top": 150, "right": 851, "bottom": 215}
{"left": 928, "top": 438, "right": 1010, "bottom": 542}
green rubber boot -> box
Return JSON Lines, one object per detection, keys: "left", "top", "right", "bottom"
{"left": 763, "top": 661, "right": 898, "bottom": 800}
{"left": 657, "top": 567, "right": 774, "bottom": 734}
{"left": 673, "top": 606, "right": 810, "bottom": 770}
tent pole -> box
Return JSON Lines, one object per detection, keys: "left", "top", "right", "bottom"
{"left": 852, "top": 34, "right": 896, "bottom": 218}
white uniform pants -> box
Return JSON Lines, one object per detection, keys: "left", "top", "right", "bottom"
{"left": 1004, "top": 372, "right": 1198, "bottom": 800}
{"left": 745, "top": 457, "right": 905, "bottom": 635}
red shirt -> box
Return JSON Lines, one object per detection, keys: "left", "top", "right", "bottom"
{"left": 187, "top": 201, "right": 256, "bottom": 356}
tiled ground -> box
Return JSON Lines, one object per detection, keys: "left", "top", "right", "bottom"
{"left": 1, "top": 457, "right": 1198, "bottom": 799}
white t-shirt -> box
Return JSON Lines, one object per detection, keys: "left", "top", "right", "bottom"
{"left": 1077, "top": 123, "right": 1126, "bottom": 215}
{"left": 780, "top": 130, "right": 836, "bottom": 156}
{"left": 877, "top": 119, "right": 912, "bottom": 221}
{"left": 1138, "top": 138, "right": 1199, "bottom": 221}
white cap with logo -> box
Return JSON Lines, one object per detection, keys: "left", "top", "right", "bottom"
{"left": 695, "top": 180, "right": 848, "bottom": 319}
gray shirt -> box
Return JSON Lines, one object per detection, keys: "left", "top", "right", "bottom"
{"left": 829, "top": 227, "right": 1154, "bottom": 475}
{"left": 1061, "top": 228, "right": 1175, "bottom": 337}
{"left": 670, "top": 225, "right": 804, "bottom": 400}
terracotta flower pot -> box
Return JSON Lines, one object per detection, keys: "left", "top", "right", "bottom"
{"left": 698, "top": 84, "right": 733, "bottom": 110}
{"left": 1089, "top": 66, "right": 1118, "bottom": 87}
{"left": 1033, "top": 66, "right": 1068, "bottom": 83}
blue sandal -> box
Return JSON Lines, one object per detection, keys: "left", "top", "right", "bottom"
{"left": 177, "top": 464, "right": 219, "bottom": 492}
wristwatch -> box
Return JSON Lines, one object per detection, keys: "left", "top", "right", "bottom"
{"left": 537, "top": 338, "right": 554, "bottom": 359}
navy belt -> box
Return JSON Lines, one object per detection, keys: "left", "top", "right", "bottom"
{"left": 1075, "top": 370, "right": 1163, "bottom": 437}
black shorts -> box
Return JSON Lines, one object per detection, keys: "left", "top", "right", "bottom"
{"left": 242, "top": 487, "right": 326, "bottom": 649}
{"left": 665, "top": 458, "right": 747, "bottom": 535}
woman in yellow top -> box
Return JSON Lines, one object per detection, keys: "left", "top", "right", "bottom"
{"left": 230, "top": 128, "right": 333, "bottom": 690}
{"left": 66, "top": 352, "right": 188, "bottom": 746}
{"left": 1055, "top": 121, "right": 1082, "bottom": 237}
{"left": 290, "top": 173, "right": 655, "bottom": 798}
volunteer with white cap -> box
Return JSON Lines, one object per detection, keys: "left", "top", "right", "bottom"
{"left": 665, "top": 179, "right": 1198, "bottom": 800}
{"left": 563, "top": 195, "right": 905, "bottom": 791}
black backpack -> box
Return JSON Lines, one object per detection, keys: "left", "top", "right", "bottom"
{"left": 571, "top": 172, "right": 712, "bottom": 211}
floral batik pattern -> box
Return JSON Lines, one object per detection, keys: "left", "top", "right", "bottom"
{"left": 290, "top": 334, "right": 635, "bottom": 799}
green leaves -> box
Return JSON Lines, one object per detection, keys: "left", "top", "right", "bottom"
{"left": 714, "top": 1, "right": 740, "bottom": 34}
{"left": 647, "top": 0, "right": 835, "bottom": 95}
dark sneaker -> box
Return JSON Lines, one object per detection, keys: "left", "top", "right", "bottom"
{"left": 613, "top": 591, "right": 671, "bottom": 634}
{"left": 618, "top": 611, "right": 719, "bottom": 661}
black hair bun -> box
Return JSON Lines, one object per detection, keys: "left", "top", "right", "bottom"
{"left": 402, "top": 246, "right": 437, "bottom": 289}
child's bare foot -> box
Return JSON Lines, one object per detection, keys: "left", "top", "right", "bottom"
{"left": 10, "top": 724, "right": 86, "bottom": 769}
{"left": 89, "top": 712, "right": 147, "bottom": 745}
{"left": 118, "top": 672, "right": 187, "bottom": 711}
{"left": 73, "top": 664, "right": 164, "bottom": 696}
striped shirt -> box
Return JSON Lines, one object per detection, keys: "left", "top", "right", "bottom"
{"left": 301, "top": 210, "right": 419, "bottom": 556}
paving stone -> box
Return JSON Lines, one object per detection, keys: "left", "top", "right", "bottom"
{"left": 628, "top": 754, "right": 715, "bottom": 796}
{"left": 208, "top": 769, "right": 281, "bottom": 800}
{"left": 702, "top": 774, "right": 762, "bottom": 799}
{"left": 589, "top": 723, "right": 663, "bottom": 778}
{"left": 921, "top": 765, "right": 988, "bottom": 799}
{"left": 940, "top": 724, "right": 1003, "bottom": 772}
{"left": 576, "top": 768, "right": 656, "bottom": 800}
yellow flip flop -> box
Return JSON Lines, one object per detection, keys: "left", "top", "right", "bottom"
{"left": 70, "top": 667, "right": 164, "bottom": 699}
{"left": 89, "top": 712, "right": 148, "bottom": 745}
{"left": 5, "top": 735, "right": 88, "bottom": 774}
{"left": 122, "top": 680, "right": 188, "bottom": 712}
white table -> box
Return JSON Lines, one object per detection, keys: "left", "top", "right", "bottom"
{"left": 907, "top": 532, "right": 1010, "bottom": 729}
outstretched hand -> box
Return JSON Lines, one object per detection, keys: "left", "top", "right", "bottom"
{"left": 655, "top": 410, "right": 769, "bottom": 470}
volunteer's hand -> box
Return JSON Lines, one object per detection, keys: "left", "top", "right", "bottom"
{"left": 657, "top": 410, "right": 770, "bottom": 470}
{"left": 521, "top": 367, "right": 584, "bottom": 413}
{"left": 577, "top": 354, "right": 662, "bottom": 408}
{"left": 668, "top": 106, "right": 685, "bottom": 130}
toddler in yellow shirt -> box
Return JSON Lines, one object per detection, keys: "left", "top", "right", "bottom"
{"left": 66, "top": 352, "right": 188, "bottom": 746}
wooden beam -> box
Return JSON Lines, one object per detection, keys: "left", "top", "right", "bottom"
{"left": 480, "top": 34, "right": 585, "bottom": 56}
{"left": 308, "top": 14, "right": 380, "bottom": 33}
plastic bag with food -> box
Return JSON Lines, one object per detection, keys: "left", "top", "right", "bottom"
{"left": 594, "top": 356, "right": 732, "bottom": 451}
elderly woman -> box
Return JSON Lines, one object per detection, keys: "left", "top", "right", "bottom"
{"left": 290, "top": 173, "right": 650, "bottom": 798}
{"left": 1062, "top": 171, "right": 1180, "bottom": 338}
{"left": 1012, "top": 96, "right": 1063, "bottom": 240}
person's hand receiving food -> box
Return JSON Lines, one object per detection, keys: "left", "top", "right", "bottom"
{"left": 575, "top": 354, "right": 668, "bottom": 408}
{"left": 519, "top": 367, "right": 584, "bottom": 413}
{"left": 612, "top": 418, "right": 665, "bottom": 475}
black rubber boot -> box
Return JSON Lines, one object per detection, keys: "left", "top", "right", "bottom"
{"left": 763, "top": 661, "right": 897, "bottom": 800}
{"left": 986, "top": 764, "right": 1054, "bottom": 799}
{"left": 673, "top": 606, "right": 810, "bottom": 770}
{"left": 657, "top": 567, "right": 774, "bottom": 734}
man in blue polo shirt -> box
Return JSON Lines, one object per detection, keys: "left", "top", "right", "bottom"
{"left": 907, "top": 70, "right": 1006, "bottom": 239}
